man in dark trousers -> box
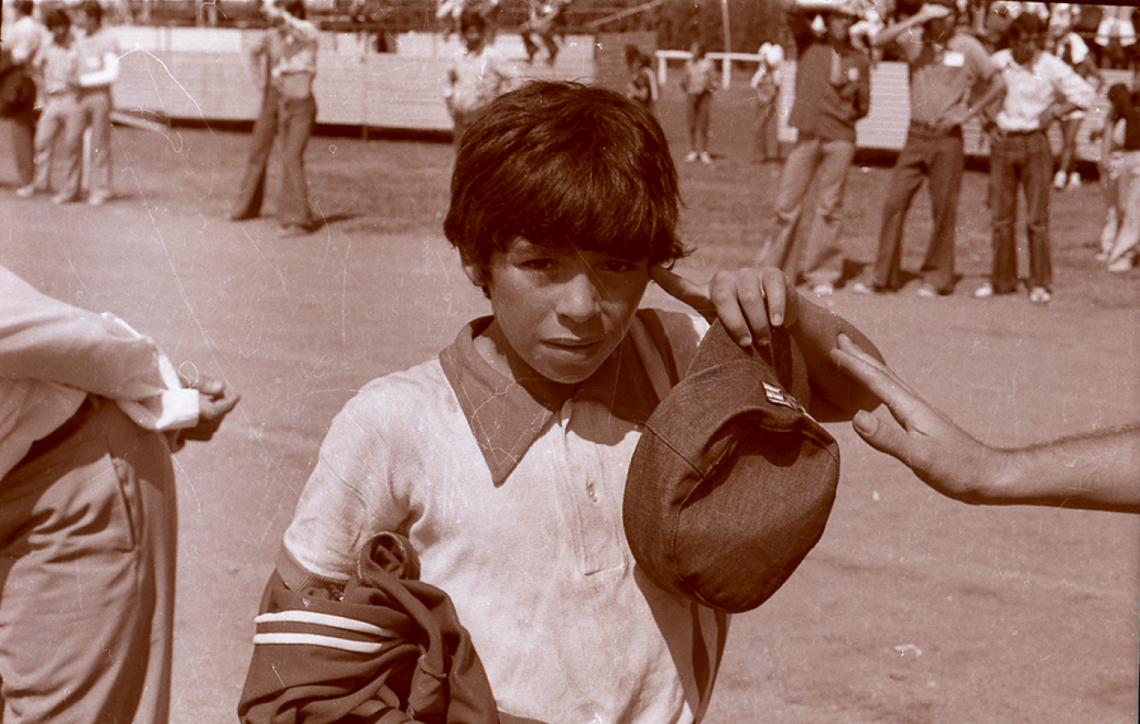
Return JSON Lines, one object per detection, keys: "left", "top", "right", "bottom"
{"left": 230, "top": 3, "right": 282, "bottom": 221}
{"left": 854, "top": 0, "right": 1002, "bottom": 298}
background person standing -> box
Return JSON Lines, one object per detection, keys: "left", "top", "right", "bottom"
{"left": 855, "top": 0, "right": 1002, "bottom": 298}
{"left": 263, "top": 0, "right": 320, "bottom": 236}
{"left": 750, "top": 40, "right": 784, "bottom": 164}
{"left": 72, "top": 0, "right": 120, "bottom": 206}
{"left": 977, "top": 12, "right": 1095, "bottom": 304}
{"left": 230, "top": 3, "right": 283, "bottom": 222}
{"left": 755, "top": 0, "right": 870, "bottom": 296}
{"left": 681, "top": 39, "right": 717, "bottom": 164}
{"left": 0, "top": 1, "right": 42, "bottom": 194}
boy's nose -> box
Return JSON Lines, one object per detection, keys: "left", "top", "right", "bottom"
{"left": 556, "top": 273, "right": 602, "bottom": 323}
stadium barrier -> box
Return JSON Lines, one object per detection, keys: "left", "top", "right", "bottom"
{"left": 107, "top": 24, "right": 1126, "bottom": 161}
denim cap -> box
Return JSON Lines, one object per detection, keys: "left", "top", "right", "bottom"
{"left": 623, "top": 320, "right": 840, "bottom": 613}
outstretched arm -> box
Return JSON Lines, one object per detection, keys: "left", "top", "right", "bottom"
{"left": 830, "top": 334, "right": 1140, "bottom": 513}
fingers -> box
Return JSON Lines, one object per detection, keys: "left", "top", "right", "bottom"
{"left": 851, "top": 410, "right": 917, "bottom": 466}
{"left": 650, "top": 266, "right": 714, "bottom": 316}
{"left": 192, "top": 374, "right": 226, "bottom": 400}
{"left": 652, "top": 266, "right": 792, "bottom": 348}
{"left": 830, "top": 335, "right": 927, "bottom": 429}
{"left": 758, "top": 267, "right": 790, "bottom": 327}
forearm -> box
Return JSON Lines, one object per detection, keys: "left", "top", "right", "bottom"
{"left": 967, "top": 77, "right": 1005, "bottom": 123}
{"left": 982, "top": 427, "right": 1140, "bottom": 513}
{"left": 78, "top": 53, "right": 119, "bottom": 87}
{"left": 874, "top": 15, "right": 924, "bottom": 48}
{"left": 789, "top": 294, "right": 884, "bottom": 416}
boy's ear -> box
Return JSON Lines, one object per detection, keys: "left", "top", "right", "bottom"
{"left": 461, "top": 258, "right": 485, "bottom": 288}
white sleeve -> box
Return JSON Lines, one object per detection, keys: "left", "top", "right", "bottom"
{"left": 281, "top": 384, "right": 412, "bottom": 584}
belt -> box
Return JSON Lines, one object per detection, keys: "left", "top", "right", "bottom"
{"left": 21, "top": 396, "right": 98, "bottom": 464}
{"left": 909, "top": 120, "right": 959, "bottom": 134}
{"left": 997, "top": 127, "right": 1043, "bottom": 137}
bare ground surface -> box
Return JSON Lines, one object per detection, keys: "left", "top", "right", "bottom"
{"left": 1, "top": 90, "right": 1137, "bottom": 723}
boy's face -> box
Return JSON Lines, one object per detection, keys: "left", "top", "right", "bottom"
{"left": 463, "top": 23, "right": 485, "bottom": 51}
{"left": 826, "top": 14, "right": 854, "bottom": 44}
{"left": 1010, "top": 34, "right": 1038, "bottom": 64}
{"left": 52, "top": 24, "right": 70, "bottom": 44}
{"left": 466, "top": 237, "right": 651, "bottom": 385}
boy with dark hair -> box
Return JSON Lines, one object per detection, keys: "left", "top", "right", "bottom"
{"left": 263, "top": 81, "right": 882, "bottom": 720}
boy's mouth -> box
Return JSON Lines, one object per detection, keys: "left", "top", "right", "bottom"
{"left": 546, "top": 337, "right": 605, "bottom": 351}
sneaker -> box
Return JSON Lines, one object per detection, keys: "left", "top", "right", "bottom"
{"left": 684, "top": 151, "right": 699, "bottom": 163}
{"left": 15, "top": 184, "right": 35, "bottom": 198}
{"left": 278, "top": 223, "right": 316, "bottom": 238}
{"left": 1028, "top": 286, "right": 1052, "bottom": 304}
{"left": 87, "top": 193, "right": 110, "bottom": 207}
{"left": 1053, "top": 170, "right": 1067, "bottom": 190}
{"left": 51, "top": 192, "right": 79, "bottom": 205}
{"left": 916, "top": 284, "right": 937, "bottom": 299}
{"left": 1066, "top": 171, "right": 1081, "bottom": 190}
{"left": 811, "top": 283, "right": 834, "bottom": 296}
{"left": 1107, "top": 256, "right": 1133, "bottom": 273}
{"left": 849, "top": 280, "right": 873, "bottom": 294}
{"left": 699, "top": 151, "right": 712, "bottom": 164}
{"left": 973, "top": 282, "right": 995, "bottom": 299}
{"left": 1095, "top": 249, "right": 1111, "bottom": 262}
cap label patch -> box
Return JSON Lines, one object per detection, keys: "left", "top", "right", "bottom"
{"left": 763, "top": 382, "right": 804, "bottom": 413}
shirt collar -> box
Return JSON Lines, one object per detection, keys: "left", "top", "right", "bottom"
{"left": 439, "top": 315, "right": 660, "bottom": 486}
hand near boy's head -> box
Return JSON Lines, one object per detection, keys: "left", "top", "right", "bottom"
{"left": 651, "top": 265, "right": 799, "bottom": 347}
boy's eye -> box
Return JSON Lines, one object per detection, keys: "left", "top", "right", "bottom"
{"left": 520, "top": 258, "right": 558, "bottom": 271}
{"left": 598, "top": 260, "right": 638, "bottom": 274}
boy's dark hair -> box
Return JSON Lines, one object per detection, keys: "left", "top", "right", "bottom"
{"left": 45, "top": 8, "right": 71, "bottom": 31}
{"left": 279, "top": 0, "right": 307, "bottom": 20}
{"left": 83, "top": 1, "right": 104, "bottom": 22}
{"left": 460, "top": 7, "right": 486, "bottom": 32}
{"left": 1008, "top": 12, "right": 1044, "bottom": 41}
{"left": 624, "top": 43, "right": 642, "bottom": 66}
{"left": 444, "top": 81, "right": 686, "bottom": 283}
{"left": 15, "top": 1, "right": 33, "bottom": 16}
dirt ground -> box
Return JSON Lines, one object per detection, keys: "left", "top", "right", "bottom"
{"left": 1, "top": 88, "right": 1137, "bottom": 723}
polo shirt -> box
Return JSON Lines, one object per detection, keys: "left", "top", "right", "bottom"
{"left": 786, "top": 21, "right": 870, "bottom": 143}
{"left": 2, "top": 15, "right": 42, "bottom": 65}
{"left": 75, "top": 26, "right": 119, "bottom": 90}
{"left": 990, "top": 48, "right": 1095, "bottom": 132}
{"left": 280, "top": 309, "right": 731, "bottom": 722}
{"left": 896, "top": 30, "right": 994, "bottom": 126}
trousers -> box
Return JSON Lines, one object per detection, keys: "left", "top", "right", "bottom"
{"left": 70, "top": 88, "right": 113, "bottom": 200}
{"left": 231, "top": 83, "right": 280, "bottom": 220}
{"left": 871, "top": 126, "right": 964, "bottom": 293}
{"left": 758, "top": 135, "right": 855, "bottom": 287}
{"left": 0, "top": 398, "right": 177, "bottom": 723}
{"left": 989, "top": 129, "right": 1053, "bottom": 292}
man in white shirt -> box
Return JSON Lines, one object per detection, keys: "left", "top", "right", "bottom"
{"left": 0, "top": 265, "right": 239, "bottom": 722}
{"left": 977, "top": 12, "right": 1095, "bottom": 304}
{"left": 0, "top": 1, "right": 41, "bottom": 191}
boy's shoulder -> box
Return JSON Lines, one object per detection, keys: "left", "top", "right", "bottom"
{"left": 336, "top": 357, "right": 459, "bottom": 439}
